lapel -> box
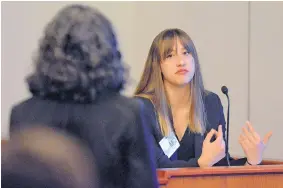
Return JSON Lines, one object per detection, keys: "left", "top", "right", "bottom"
{"left": 194, "top": 133, "right": 204, "bottom": 158}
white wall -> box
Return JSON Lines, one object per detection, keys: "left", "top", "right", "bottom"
{"left": 249, "top": 2, "right": 283, "bottom": 159}
{"left": 1, "top": 2, "right": 282, "bottom": 159}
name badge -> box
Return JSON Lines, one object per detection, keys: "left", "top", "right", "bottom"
{"left": 159, "top": 132, "right": 180, "bottom": 158}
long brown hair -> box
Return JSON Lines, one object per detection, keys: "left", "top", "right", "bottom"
{"left": 135, "top": 28, "right": 207, "bottom": 136}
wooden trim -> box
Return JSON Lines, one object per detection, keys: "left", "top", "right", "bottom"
{"left": 157, "top": 171, "right": 169, "bottom": 185}
{"left": 157, "top": 164, "right": 283, "bottom": 185}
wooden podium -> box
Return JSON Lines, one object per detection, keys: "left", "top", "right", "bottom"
{"left": 157, "top": 160, "right": 283, "bottom": 188}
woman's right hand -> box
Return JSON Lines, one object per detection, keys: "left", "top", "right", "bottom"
{"left": 198, "top": 125, "right": 226, "bottom": 167}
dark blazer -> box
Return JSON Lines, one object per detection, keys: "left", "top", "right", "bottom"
{"left": 137, "top": 91, "right": 247, "bottom": 168}
{"left": 10, "top": 92, "right": 158, "bottom": 188}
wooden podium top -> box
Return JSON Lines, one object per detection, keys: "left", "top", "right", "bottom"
{"left": 158, "top": 163, "right": 283, "bottom": 184}
{"left": 157, "top": 160, "right": 283, "bottom": 187}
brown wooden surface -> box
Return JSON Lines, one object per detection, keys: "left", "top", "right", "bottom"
{"left": 158, "top": 161, "right": 283, "bottom": 188}
{"left": 159, "top": 174, "right": 283, "bottom": 188}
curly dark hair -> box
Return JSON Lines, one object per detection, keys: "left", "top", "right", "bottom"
{"left": 27, "top": 4, "right": 128, "bottom": 103}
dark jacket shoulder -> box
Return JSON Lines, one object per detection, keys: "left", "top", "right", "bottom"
{"left": 10, "top": 94, "right": 158, "bottom": 188}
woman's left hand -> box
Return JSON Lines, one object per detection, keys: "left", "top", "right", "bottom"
{"left": 238, "top": 121, "right": 272, "bottom": 165}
